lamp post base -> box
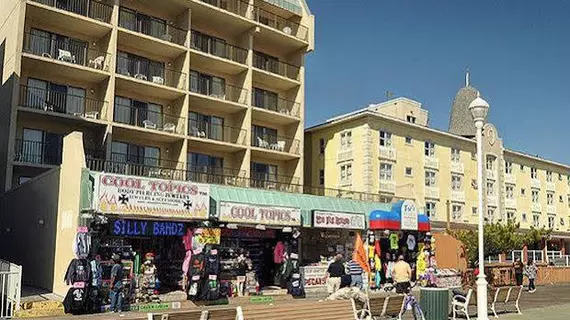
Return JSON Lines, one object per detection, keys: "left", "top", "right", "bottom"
{"left": 476, "top": 274, "right": 489, "bottom": 320}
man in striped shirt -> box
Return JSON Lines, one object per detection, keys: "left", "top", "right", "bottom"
{"left": 347, "top": 258, "right": 364, "bottom": 290}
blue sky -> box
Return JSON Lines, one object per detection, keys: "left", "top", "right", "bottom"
{"left": 304, "top": 0, "right": 570, "bottom": 163}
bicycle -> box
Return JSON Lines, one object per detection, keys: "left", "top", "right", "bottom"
{"left": 401, "top": 288, "right": 425, "bottom": 320}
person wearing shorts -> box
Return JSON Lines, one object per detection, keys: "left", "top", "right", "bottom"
{"left": 326, "top": 254, "right": 345, "bottom": 294}
{"left": 392, "top": 255, "right": 412, "bottom": 294}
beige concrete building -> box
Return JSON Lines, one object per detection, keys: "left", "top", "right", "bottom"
{"left": 0, "top": 0, "right": 314, "bottom": 193}
{"left": 305, "top": 78, "right": 570, "bottom": 247}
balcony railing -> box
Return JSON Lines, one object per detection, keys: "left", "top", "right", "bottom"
{"left": 189, "top": 74, "right": 248, "bottom": 104}
{"left": 379, "top": 180, "right": 396, "bottom": 194}
{"left": 113, "top": 104, "right": 185, "bottom": 134}
{"left": 23, "top": 32, "right": 111, "bottom": 71}
{"left": 31, "top": 0, "right": 113, "bottom": 24}
{"left": 91, "top": 154, "right": 185, "bottom": 179}
{"left": 186, "top": 165, "right": 247, "bottom": 187}
{"left": 190, "top": 30, "right": 247, "bottom": 64}
{"left": 250, "top": 171, "right": 300, "bottom": 192}
{"left": 188, "top": 120, "right": 246, "bottom": 145}
{"left": 253, "top": 53, "right": 300, "bottom": 81}
{"left": 252, "top": 92, "right": 300, "bottom": 118}
{"left": 379, "top": 146, "right": 397, "bottom": 161}
{"left": 116, "top": 56, "right": 186, "bottom": 90}
{"left": 19, "top": 84, "right": 106, "bottom": 119}
{"left": 199, "top": 0, "right": 250, "bottom": 18}
{"left": 251, "top": 134, "right": 299, "bottom": 154}
{"left": 424, "top": 156, "right": 439, "bottom": 169}
{"left": 118, "top": 7, "right": 188, "bottom": 46}
{"left": 252, "top": 5, "right": 308, "bottom": 41}
{"left": 13, "top": 139, "right": 62, "bottom": 165}
{"left": 304, "top": 186, "right": 382, "bottom": 202}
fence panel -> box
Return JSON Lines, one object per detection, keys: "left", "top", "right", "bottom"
{"left": 0, "top": 260, "right": 22, "bottom": 319}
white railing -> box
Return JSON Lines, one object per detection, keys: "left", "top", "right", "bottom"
{"left": 451, "top": 161, "right": 464, "bottom": 174}
{"left": 546, "top": 250, "right": 563, "bottom": 262}
{"left": 451, "top": 190, "right": 465, "bottom": 202}
{"left": 379, "top": 180, "right": 396, "bottom": 194}
{"left": 504, "top": 198, "right": 517, "bottom": 209}
{"left": 546, "top": 181, "right": 556, "bottom": 191}
{"left": 504, "top": 173, "right": 516, "bottom": 184}
{"left": 424, "top": 156, "right": 439, "bottom": 169}
{"left": 379, "top": 146, "right": 397, "bottom": 161}
{"left": 0, "top": 260, "right": 22, "bottom": 319}
{"left": 531, "top": 179, "right": 541, "bottom": 189}
{"left": 510, "top": 250, "right": 523, "bottom": 262}
{"left": 527, "top": 250, "right": 544, "bottom": 263}
{"left": 425, "top": 186, "right": 440, "bottom": 199}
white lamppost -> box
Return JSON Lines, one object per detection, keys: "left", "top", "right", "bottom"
{"left": 469, "top": 92, "right": 490, "bottom": 320}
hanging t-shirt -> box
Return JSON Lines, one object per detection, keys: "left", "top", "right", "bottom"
{"left": 416, "top": 251, "right": 427, "bottom": 277}
{"left": 385, "top": 261, "right": 395, "bottom": 279}
{"left": 389, "top": 234, "right": 399, "bottom": 250}
{"left": 407, "top": 234, "right": 416, "bottom": 251}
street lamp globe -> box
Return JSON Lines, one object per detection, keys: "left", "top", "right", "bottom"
{"left": 468, "top": 92, "right": 490, "bottom": 123}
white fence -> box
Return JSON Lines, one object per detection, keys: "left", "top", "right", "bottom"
{"left": 0, "top": 260, "right": 21, "bottom": 319}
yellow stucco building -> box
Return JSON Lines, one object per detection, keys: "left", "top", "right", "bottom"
{"left": 305, "top": 78, "right": 570, "bottom": 248}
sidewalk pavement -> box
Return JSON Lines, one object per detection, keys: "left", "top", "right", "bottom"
{"left": 501, "top": 303, "right": 570, "bottom": 320}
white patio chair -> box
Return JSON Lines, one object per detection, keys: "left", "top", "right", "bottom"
{"left": 277, "top": 141, "right": 285, "bottom": 151}
{"left": 84, "top": 111, "right": 99, "bottom": 119}
{"left": 135, "top": 73, "right": 148, "bottom": 81}
{"left": 143, "top": 120, "right": 156, "bottom": 129}
{"left": 88, "top": 56, "right": 105, "bottom": 70}
{"left": 163, "top": 123, "right": 176, "bottom": 133}
{"left": 57, "top": 49, "right": 75, "bottom": 63}
{"left": 152, "top": 76, "right": 164, "bottom": 85}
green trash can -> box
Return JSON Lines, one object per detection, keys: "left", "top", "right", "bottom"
{"left": 419, "top": 287, "right": 449, "bottom": 320}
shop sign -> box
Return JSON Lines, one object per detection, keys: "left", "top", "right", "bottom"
{"left": 94, "top": 173, "right": 210, "bottom": 220}
{"left": 196, "top": 228, "right": 221, "bottom": 245}
{"left": 221, "top": 228, "right": 276, "bottom": 239}
{"left": 249, "top": 296, "right": 274, "bottom": 304}
{"left": 111, "top": 219, "right": 185, "bottom": 237}
{"left": 218, "top": 202, "right": 301, "bottom": 226}
{"left": 401, "top": 200, "right": 419, "bottom": 230}
{"left": 301, "top": 266, "right": 328, "bottom": 288}
{"left": 313, "top": 211, "right": 365, "bottom": 230}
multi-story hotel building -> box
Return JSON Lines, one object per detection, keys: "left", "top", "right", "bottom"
{"left": 0, "top": 0, "right": 314, "bottom": 193}
{"left": 305, "top": 77, "right": 570, "bottom": 246}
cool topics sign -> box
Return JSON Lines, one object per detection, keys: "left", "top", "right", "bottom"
{"left": 218, "top": 202, "right": 301, "bottom": 227}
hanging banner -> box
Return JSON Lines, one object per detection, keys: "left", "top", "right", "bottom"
{"left": 313, "top": 211, "right": 365, "bottom": 230}
{"left": 400, "top": 200, "right": 419, "bottom": 230}
{"left": 218, "top": 202, "right": 301, "bottom": 226}
{"left": 94, "top": 173, "right": 210, "bottom": 220}
{"left": 195, "top": 228, "right": 221, "bottom": 245}
{"left": 110, "top": 219, "right": 186, "bottom": 237}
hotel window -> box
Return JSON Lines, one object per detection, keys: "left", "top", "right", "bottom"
{"left": 251, "top": 162, "right": 278, "bottom": 184}
{"left": 547, "top": 171, "right": 553, "bottom": 182}
{"left": 451, "top": 175, "right": 462, "bottom": 191}
{"left": 117, "top": 51, "right": 165, "bottom": 81}
{"left": 27, "top": 28, "right": 88, "bottom": 65}
{"left": 548, "top": 216, "right": 556, "bottom": 229}
{"left": 521, "top": 188, "right": 526, "bottom": 196}
{"left": 451, "top": 148, "right": 460, "bottom": 162}
{"left": 486, "top": 181, "right": 494, "bottom": 196}
{"left": 531, "top": 190, "right": 539, "bottom": 203}
{"left": 405, "top": 167, "right": 413, "bottom": 177}
{"left": 531, "top": 167, "right": 538, "bottom": 179}
{"left": 426, "top": 202, "right": 436, "bottom": 218}
{"left": 111, "top": 141, "right": 160, "bottom": 167}
{"left": 190, "top": 70, "right": 226, "bottom": 97}
{"left": 406, "top": 115, "right": 416, "bottom": 123}
{"left": 114, "top": 96, "right": 163, "bottom": 129}
{"left": 567, "top": 196, "right": 570, "bottom": 207}
{"left": 340, "top": 164, "right": 352, "bottom": 185}
{"left": 505, "top": 161, "right": 513, "bottom": 174}
{"left": 561, "top": 218, "right": 566, "bottom": 228}
{"left": 533, "top": 215, "right": 540, "bottom": 227}
{"left": 119, "top": 7, "right": 167, "bottom": 39}
{"left": 452, "top": 205, "right": 463, "bottom": 220}
{"left": 318, "top": 169, "right": 324, "bottom": 185}
{"left": 253, "top": 87, "right": 279, "bottom": 111}
{"left": 547, "top": 192, "right": 554, "bottom": 205}
{"left": 319, "top": 138, "right": 325, "bottom": 155}
{"left": 486, "top": 156, "right": 495, "bottom": 171}
{"left": 522, "top": 213, "right": 527, "bottom": 222}
{"left": 472, "top": 207, "right": 478, "bottom": 216}
{"left": 425, "top": 171, "right": 437, "bottom": 187}
{"left": 188, "top": 153, "right": 223, "bottom": 183}
{"left": 560, "top": 195, "right": 564, "bottom": 203}
{"left": 340, "top": 131, "right": 352, "bottom": 150}
{"left": 191, "top": 112, "right": 224, "bottom": 141}
{"left": 506, "top": 185, "right": 514, "bottom": 199}
{"left": 559, "top": 173, "right": 563, "bottom": 181}
{"left": 379, "top": 131, "right": 392, "bottom": 147}
{"left": 507, "top": 211, "right": 515, "bottom": 220}
{"left": 424, "top": 141, "right": 435, "bottom": 157}
{"left": 405, "top": 137, "right": 412, "bottom": 144}
{"left": 380, "top": 163, "right": 393, "bottom": 181}
{"left": 487, "top": 207, "right": 495, "bottom": 221}
{"left": 26, "top": 78, "right": 87, "bottom": 115}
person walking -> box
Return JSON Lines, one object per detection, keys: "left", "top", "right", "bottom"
{"left": 513, "top": 258, "right": 524, "bottom": 286}
{"left": 325, "top": 254, "right": 345, "bottom": 294}
{"left": 347, "top": 258, "right": 364, "bottom": 290}
{"left": 109, "top": 254, "right": 124, "bottom": 312}
{"left": 392, "top": 255, "right": 412, "bottom": 294}
{"left": 524, "top": 259, "right": 538, "bottom": 293}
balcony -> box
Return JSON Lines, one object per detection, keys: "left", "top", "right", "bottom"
{"left": 305, "top": 186, "right": 381, "bottom": 202}
{"left": 451, "top": 161, "right": 464, "bottom": 174}
{"left": 505, "top": 173, "right": 516, "bottom": 184}
{"left": 531, "top": 178, "right": 541, "bottom": 189}
{"left": 28, "top": 0, "right": 112, "bottom": 37}
{"left": 532, "top": 202, "right": 542, "bottom": 213}
{"left": 250, "top": 134, "right": 300, "bottom": 160}
{"left": 186, "top": 165, "right": 247, "bottom": 187}
{"left": 251, "top": 93, "right": 300, "bottom": 124}
{"left": 379, "top": 180, "right": 395, "bottom": 194}
{"left": 337, "top": 149, "right": 353, "bottom": 162}
{"left": 113, "top": 104, "right": 185, "bottom": 136}
{"left": 118, "top": 7, "right": 188, "bottom": 58}
{"left": 188, "top": 120, "right": 247, "bottom": 151}
{"left": 190, "top": 30, "right": 248, "bottom": 74}
{"left": 486, "top": 169, "right": 496, "bottom": 180}
{"left": 13, "top": 139, "right": 62, "bottom": 166}
{"left": 424, "top": 156, "right": 439, "bottom": 170}
{"left": 115, "top": 59, "right": 187, "bottom": 100}
{"left": 250, "top": 172, "right": 301, "bottom": 193}
{"left": 547, "top": 181, "right": 556, "bottom": 191}
{"left": 379, "top": 146, "right": 397, "bottom": 161}
{"left": 505, "top": 198, "right": 517, "bottom": 209}
{"left": 425, "top": 186, "right": 440, "bottom": 199}
{"left": 252, "top": 3, "right": 309, "bottom": 48}
{"left": 18, "top": 84, "right": 107, "bottom": 121}
{"left": 253, "top": 53, "right": 300, "bottom": 90}
{"left": 189, "top": 75, "right": 249, "bottom": 113}
{"left": 487, "top": 195, "right": 498, "bottom": 206}
{"left": 547, "top": 204, "right": 557, "bottom": 214}
{"left": 88, "top": 155, "right": 185, "bottom": 180}
{"left": 451, "top": 190, "right": 465, "bottom": 202}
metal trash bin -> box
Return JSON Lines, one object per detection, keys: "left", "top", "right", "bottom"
{"left": 419, "top": 287, "right": 449, "bottom": 320}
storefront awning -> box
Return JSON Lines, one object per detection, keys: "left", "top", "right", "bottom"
{"left": 369, "top": 200, "right": 430, "bottom": 232}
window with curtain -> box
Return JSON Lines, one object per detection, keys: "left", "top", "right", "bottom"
{"left": 114, "top": 96, "right": 133, "bottom": 125}
{"left": 111, "top": 141, "right": 160, "bottom": 166}
{"left": 189, "top": 70, "right": 226, "bottom": 97}
{"left": 26, "top": 78, "right": 47, "bottom": 109}
{"left": 66, "top": 87, "right": 86, "bottom": 114}
{"left": 22, "top": 128, "right": 44, "bottom": 164}
{"left": 191, "top": 30, "right": 227, "bottom": 58}
{"left": 251, "top": 162, "right": 277, "bottom": 182}
{"left": 253, "top": 51, "right": 279, "bottom": 73}
{"left": 26, "top": 78, "right": 85, "bottom": 114}
{"left": 119, "top": 7, "right": 166, "bottom": 39}
{"left": 252, "top": 125, "right": 277, "bottom": 146}
{"left": 29, "top": 29, "right": 50, "bottom": 56}
{"left": 29, "top": 28, "right": 87, "bottom": 65}
{"left": 114, "top": 96, "right": 163, "bottom": 128}
{"left": 253, "top": 87, "right": 278, "bottom": 111}
{"left": 189, "top": 112, "right": 224, "bottom": 140}
{"left": 117, "top": 51, "right": 164, "bottom": 80}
